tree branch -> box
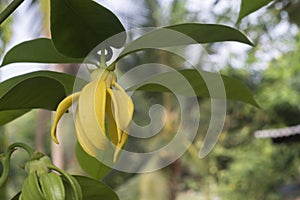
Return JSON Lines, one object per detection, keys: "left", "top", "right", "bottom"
{"left": 0, "top": 0, "right": 25, "bottom": 25}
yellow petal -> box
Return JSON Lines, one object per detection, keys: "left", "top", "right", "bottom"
{"left": 105, "top": 93, "right": 118, "bottom": 145}
{"left": 107, "top": 85, "right": 134, "bottom": 140}
{"left": 113, "top": 131, "right": 128, "bottom": 162}
{"left": 75, "top": 108, "right": 98, "bottom": 157}
{"left": 51, "top": 92, "right": 80, "bottom": 144}
{"left": 94, "top": 80, "right": 107, "bottom": 137}
{"left": 78, "top": 81, "right": 107, "bottom": 150}
{"left": 107, "top": 82, "right": 133, "bottom": 163}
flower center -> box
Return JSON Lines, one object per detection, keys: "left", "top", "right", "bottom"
{"left": 90, "top": 69, "right": 117, "bottom": 88}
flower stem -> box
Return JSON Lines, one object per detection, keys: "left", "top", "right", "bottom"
{"left": 0, "top": 151, "right": 13, "bottom": 187}
{"left": 0, "top": 0, "right": 24, "bottom": 25}
{"left": 100, "top": 46, "right": 107, "bottom": 68}
{"left": 0, "top": 142, "right": 32, "bottom": 187}
{"left": 7, "top": 142, "right": 34, "bottom": 157}
{"left": 107, "top": 62, "right": 116, "bottom": 71}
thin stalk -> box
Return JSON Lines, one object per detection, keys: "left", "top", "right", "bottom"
{"left": 100, "top": 46, "right": 107, "bottom": 68}
{"left": 0, "top": 0, "right": 25, "bottom": 25}
{"left": 7, "top": 142, "right": 34, "bottom": 157}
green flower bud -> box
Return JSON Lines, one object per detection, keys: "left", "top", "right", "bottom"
{"left": 20, "top": 155, "right": 82, "bottom": 200}
{"left": 39, "top": 172, "right": 65, "bottom": 200}
{"left": 19, "top": 172, "right": 45, "bottom": 200}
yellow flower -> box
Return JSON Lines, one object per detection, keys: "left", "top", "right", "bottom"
{"left": 51, "top": 69, "right": 134, "bottom": 162}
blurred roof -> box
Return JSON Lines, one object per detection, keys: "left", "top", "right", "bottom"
{"left": 254, "top": 124, "right": 300, "bottom": 143}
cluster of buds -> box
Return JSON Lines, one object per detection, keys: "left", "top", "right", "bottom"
{"left": 0, "top": 143, "right": 82, "bottom": 200}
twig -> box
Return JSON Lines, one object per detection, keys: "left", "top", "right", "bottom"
{"left": 0, "top": 0, "right": 25, "bottom": 25}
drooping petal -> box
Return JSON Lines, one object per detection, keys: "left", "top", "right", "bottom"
{"left": 105, "top": 93, "right": 118, "bottom": 145}
{"left": 75, "top": 108, "right": 98, "bottom": 157}
{"left": 78, "top": 81, "right": 107, "bottom": 150}
{"left": 113, "top": 132, "right": 128, "bottom": 163}
{"left": 107, "top": 85, "right": 134, "bottom": 139}
{"left": 107, "top": 91, "right": 127, "bottom": 163}
{"left": 107, "top": 82, "right": 133, "bottom": 162}
{"left": 94, "top": 80, "right": 107, "bottom": 137}
{"left": 51, "top": 92, "right": 80, "bottom": 144}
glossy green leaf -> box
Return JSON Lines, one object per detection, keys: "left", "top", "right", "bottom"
{"left": 126, "top": 69, "right": 259, "bottom": 107}
{"left": 76, "top": 143, "right": 111, "bottom": 179}
{"left": 0, "top": 109, "right": 30, "bottom": 125}
{"left": 167, "top": 23, "right": 253, "bottom": 45}
{"left": 1, "top": 38, "right": 83, "bottom": 66}
{"left": 0, "top": 71, "right": 80, "bottom": 111}
{"left": 64, "top": 175, "right": 119, "bottom": 200}
{"left": 119, "top": 23, "right": 253, "bottom": 60}
{"left": 237, "top": 0, "right": 274, "bottom": 23}
{"left": 50, "top": 0, "right": 126, "bottom": 58}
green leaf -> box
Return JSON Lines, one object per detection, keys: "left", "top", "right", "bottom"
{"left": 237, "top": 0, "right": 274, "bottom": 23}
{"left": 167, "top": 23, "right": 253, "bottom": 45}
{"left": 126, "top": 69, "right": 259, "bottom": 107}
{"left": 76, "top": 143, "right": 111, "bottom": 180}
{"left": 50, "top": 0, "right": 126, "bottom": 58}
{"left": 119, "top": 23, "right": 253, "bottom": 60}
{"left": 64, "top": 176, "right": 119, "bottom": 200}
{"left": 0, "top": 109, "right": 30, "bottom": 125}
{"left": 1, "top": 38, "right": 83, "bottom": 66}
{"left": 0, "top": 71, "right": 80, "bottom": 111}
